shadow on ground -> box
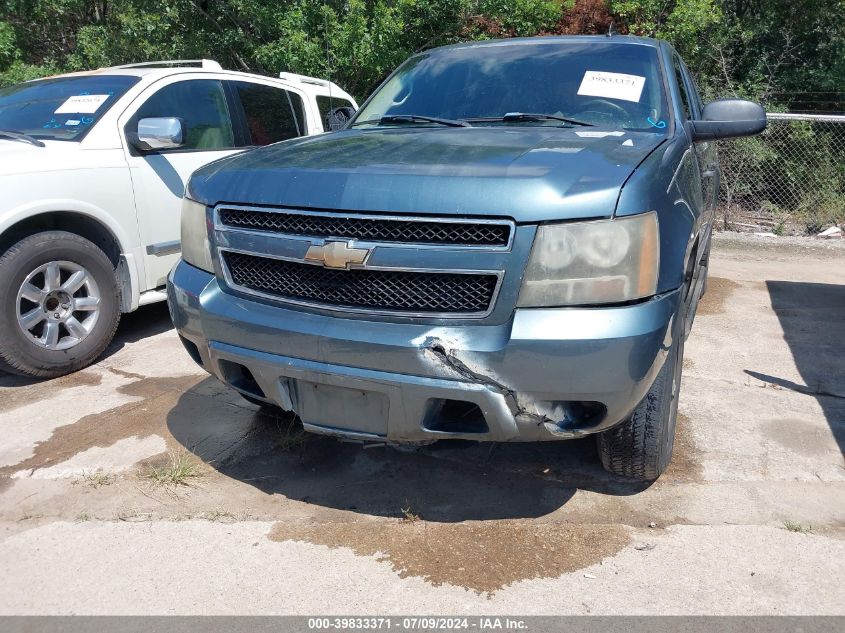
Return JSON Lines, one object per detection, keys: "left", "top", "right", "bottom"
{"left": 167, "top": 378, "right": 651, "bottom": 522}
{"left": 103, "top": 302, "right": 174, "bottom": 357}
{"left": 747, "top": 281, "right": 845, "bottom": 456}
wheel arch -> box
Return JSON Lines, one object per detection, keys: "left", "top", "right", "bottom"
{"left": 0, "top": 206, "right": 145, "bottom": 312}
{"left": 0, "top": 209, "right": 124, "bottom": 266}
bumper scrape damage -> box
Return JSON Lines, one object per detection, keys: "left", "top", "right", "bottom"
{"left": 168, "top": 261, "right": 682, "bottom": 444}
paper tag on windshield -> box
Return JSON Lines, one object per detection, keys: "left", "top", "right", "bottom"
{"left": 577, "top": 71, "right": 645, "bottom": 103}
{"left": 55, "top": 94, "right": 110, "bottom": 114}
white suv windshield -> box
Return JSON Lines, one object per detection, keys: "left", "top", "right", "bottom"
{"left": 354, "top": 41, "right": 670, "bottom": 132}
{"left": 0, "top": 75, "right": 140, "bottom": 141}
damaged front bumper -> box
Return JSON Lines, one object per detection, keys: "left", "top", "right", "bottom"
{"left": 168, "top": 261, "right": 682, "bottom": 442}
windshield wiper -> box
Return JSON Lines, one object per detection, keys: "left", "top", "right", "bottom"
{"left": 466, "top": 112, "right": 594, "bottom": 127}
{"left": 373, "top": 114, "right": 472, "bottom": 128}
{"left": 0, "top": 129, "right": 46, "bottom": 147}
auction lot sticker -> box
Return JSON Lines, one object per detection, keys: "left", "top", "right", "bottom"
{"left": 577, "top": 71, "right": 646, "bottom": 103}
{"left": 55, "top": 94, "right": 110, "bottom": 114}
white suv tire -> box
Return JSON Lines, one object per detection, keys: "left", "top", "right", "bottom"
{"left": 0, "top": 231, "right": 121, "bottom": 378}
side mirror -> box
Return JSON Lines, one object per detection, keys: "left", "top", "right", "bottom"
{"left": 325, "top": 106, "right": 356, "bottom": 131}
{"left": 133, "top": 117, "right": 185, "bottom": 151}
{"left": 690, "top": 99, "right": 766, "bottom": 142}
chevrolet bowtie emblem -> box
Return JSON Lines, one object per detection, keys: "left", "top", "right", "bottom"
{"left": 304, "top": 241, "right": 370, "bottom": 269}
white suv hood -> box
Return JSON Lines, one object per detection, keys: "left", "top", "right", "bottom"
{"left": 0, "top": 139, "right": 85, "bottom": 176}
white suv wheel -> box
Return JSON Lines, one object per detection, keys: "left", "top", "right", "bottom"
{"left": 16, "top": 260, "right": 101, "bottom": 351}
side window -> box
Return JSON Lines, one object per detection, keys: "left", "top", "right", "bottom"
{"left": 133, "top": 79, "right": 234, "bottom": 150}
{"left": 231, "top": 81, "right": 306, "bottom": 145}
{"left": 672, "top": 56, "right": 692, "bottom": 121}
{"left": 316, "top": 95, "right": 356, "bottom": 131}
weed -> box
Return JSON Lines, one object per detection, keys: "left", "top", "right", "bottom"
{"left": 400, "top": 502, "right": 421, "bottom": 523}
{"left": 74, "top": 470, "right": 115, "bottom": 488}
{"left": 201, "top": 509, "right": 238, "bottom": 523}
{"left": 273, "top": 416, "right": 308, "bottom": 452}
{"left": 75, "top": 511, "right": 91, "bottom": 522}
{"left": 142, "top": 451, "right": 202, "bottom": 487}
{"left": 783, "top": 520, "right": 812, "bottom": 534}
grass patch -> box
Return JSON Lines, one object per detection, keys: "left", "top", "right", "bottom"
{"left": 269, "top": 414, "right": 308, "bottom": 452}
{"left": 142, "top": 451, "right": 202, "bottom": 487}
{"left": 783, "top": 520, "right": 812, "bottom": 534}
{"left": 75, "top": 511, "right": 91, "bottom": 522}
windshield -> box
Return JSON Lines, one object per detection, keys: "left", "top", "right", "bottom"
{"left": 355, "top": 41, "right": 670, "bottom": 132}
{"left": 0, "top": 75, "right": 140, "bottom": 141}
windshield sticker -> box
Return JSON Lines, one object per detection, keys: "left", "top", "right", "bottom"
{"left": 647, "top": 116, "right": 667, "bottom": 128}
{"left": 577, "top": 71, "right": 646, "bottom": 103}
{"left": 55, "top": 94, "right": 110, "bottom": 114}
{"left": 65, "top": 119, "right": 81, "bottom": 126}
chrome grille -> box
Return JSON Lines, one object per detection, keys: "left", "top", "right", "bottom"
{"left": 222, "top": 251, "right": 498, "bottom": 315}
{"left": 218, "top": 207, "right": 511, "bottom": 247}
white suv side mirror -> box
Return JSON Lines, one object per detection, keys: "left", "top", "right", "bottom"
{"left": 135, "top": 117, "right": 185, "bottom": 150}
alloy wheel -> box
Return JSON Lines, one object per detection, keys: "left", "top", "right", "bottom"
{"left": 15, "top": 260, "right": 101, "bottom": 351}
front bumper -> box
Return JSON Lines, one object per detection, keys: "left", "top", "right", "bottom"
{"left": 168, "top": 261, "right": 682, "bottom": 442}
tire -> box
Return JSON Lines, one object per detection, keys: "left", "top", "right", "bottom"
{"left": 597, "top": 312, "right": 685, "bottom": 481}
{"left": 0, "top": 231, "right": 121, "bottom": 378}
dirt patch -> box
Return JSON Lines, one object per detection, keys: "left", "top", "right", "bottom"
{"left": 0, "top": 374, "right": 202, "bottom": 479}
{"left": 0, "top": 370, "right": 102, "bottom": 414}
{"left": 682, "top": 357, "right": 695, "bottom": 370}
{"left": 663, "top": 413, "right": 703, "bottom": 482}
{"left": 269, "top": 519, "right": 628, "bottom": 594}
{"left": 765, "top": 418, "right": 835, "bottom": 458}
{"left": 698, "top": 277, "right": 740, "bottom": 315}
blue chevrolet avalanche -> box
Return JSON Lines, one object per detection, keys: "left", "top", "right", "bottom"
{"left": 167, "top": 36, "right": 765, "bottom": 480}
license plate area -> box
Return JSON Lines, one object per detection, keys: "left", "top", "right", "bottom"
{"left": 288, "top": 379, "right": 389, "bottom": 436}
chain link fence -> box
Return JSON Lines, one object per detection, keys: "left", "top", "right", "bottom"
{"left": 717, "top": 112, "right": 845, "bottom": 235}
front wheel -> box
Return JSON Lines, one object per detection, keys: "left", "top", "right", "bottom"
{"left": 0, "top": 231, "right": 121, "bottom": 378}
{"left": 597, "top": 313, "right": 685, "bottom": 481}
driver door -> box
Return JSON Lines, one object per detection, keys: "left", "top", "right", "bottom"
{"left": 121, "top": 77, "right": 241, "bottom": 290}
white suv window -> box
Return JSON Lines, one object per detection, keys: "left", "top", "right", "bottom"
{"left": 132, "top": 79, "right": 234, "bottom": 150}
{"left": 229, "top": 81, "right": 306, "bottom": 145}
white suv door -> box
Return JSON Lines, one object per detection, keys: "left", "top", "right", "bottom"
{"left": 120, "top": 77, "right": 241, "bottom": 289}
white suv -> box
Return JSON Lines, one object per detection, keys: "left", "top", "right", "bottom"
{"left": 0, "top": 60, "right": 357, "bottom": 377}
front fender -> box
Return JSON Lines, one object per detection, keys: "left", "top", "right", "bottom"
{"left": 615, "top": 136, "right": 702, "bottom": 294}
{"left": 0, "top": 196, "right": 134, "bottom": 253}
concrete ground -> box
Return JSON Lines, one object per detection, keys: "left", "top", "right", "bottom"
{"left": 0, "top": 233, "right": 843, "bottom": 615}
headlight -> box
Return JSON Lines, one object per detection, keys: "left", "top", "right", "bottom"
{"left": 517, "top": 211, "right": 659, "bottom": 307}
{"left": 180, "top": 197, "right": 214, "bottom": 273}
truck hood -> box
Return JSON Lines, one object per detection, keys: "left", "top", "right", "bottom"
{"left": 188, "top": 127, "right": 665, "bottom": 222}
